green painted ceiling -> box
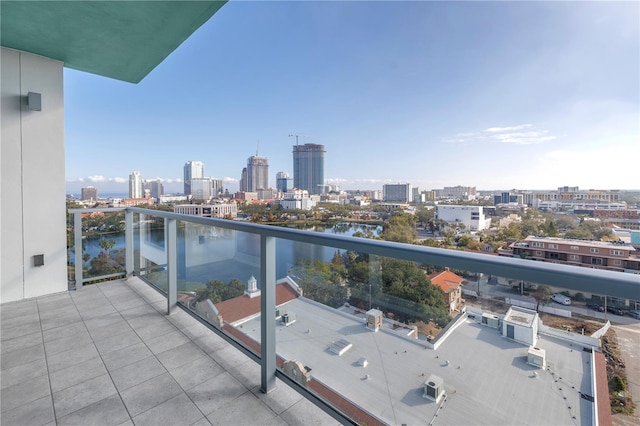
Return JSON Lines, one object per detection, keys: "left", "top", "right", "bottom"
{"left": 1, "top": 1, "right": 226, "bottom": 83}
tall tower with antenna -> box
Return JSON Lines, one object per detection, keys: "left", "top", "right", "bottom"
{"left": 246, "top": 141, "right": 269, "bottom": 192}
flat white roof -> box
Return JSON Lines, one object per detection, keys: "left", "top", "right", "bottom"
{"left": 240, "top": 298, "right": 593, "bottom": 425}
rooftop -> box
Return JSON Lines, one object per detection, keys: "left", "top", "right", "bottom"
{"left": 428, "top": 269, "right": 464, "bottom": 293}
{"left": 238, "top": 297, "right": 599, "bottom": 425}
{"left": 0, "top": 278, "right": 338, "bottom": 425}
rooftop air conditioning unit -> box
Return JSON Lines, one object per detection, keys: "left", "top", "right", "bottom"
{"left": 423, "top": 374, "right": 445, "bottom": 403}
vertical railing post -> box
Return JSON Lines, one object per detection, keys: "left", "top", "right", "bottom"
{"left": 260, "top": 234, "right": 276, "bottom": 393}
{"left": 125, "top": 209, "right": 134, "bottom": 278}
{"left": 166, "top": 218, "right": 177, "bottom": 315}
{"left": 74, "top": 211, "right": 83, "bottom": 289}
{"left": 139, "top": 213, "right": 146, "bottom": 274}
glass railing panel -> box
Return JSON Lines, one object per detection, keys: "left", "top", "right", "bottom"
{"left": 134, "top": 212, "right": 168, "bottom": 293}
{"left": 68, "top": 209, "right": 126, "bottom": 283}
{"left": 177, "top": 221, "right": 262, "bottom": 350}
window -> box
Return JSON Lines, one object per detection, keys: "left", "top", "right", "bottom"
{"left": 548, "top": 243, "right": 558, "bottom": 249}
{"left": 570, "top": 255, "right": 579, "bottom": 261}
{"left": 591, "top": 258, "right": 603, "bottom": 265}
{"left": 570, "top": 246, "right": 579, "bottom": 250}
{"left": 532, "top": 242, "right": 544, "bottom": 248}
{"left": 535, "top": 251, "right": 542, "bottom": 256}
{"left": 590, "top": 248, "right": 599, "bottom": 253}
{"left": 610, "top": 250, "right": 623, "bottom": 256}
{"left": 613, "top": 260, "right": 622, "bottom": 266}
{"left": 548, "top": 252, "right": 559, "bottom": 260}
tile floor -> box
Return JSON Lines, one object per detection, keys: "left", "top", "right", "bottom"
{"left": 1, "top": 278, "right": 341, "bottom": 425}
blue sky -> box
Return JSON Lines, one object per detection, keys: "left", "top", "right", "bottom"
{"left": 64, "top": 1, "right": 639, "bottom": 195}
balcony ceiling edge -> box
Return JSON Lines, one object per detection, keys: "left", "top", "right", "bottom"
{"left": 0, "top": 1, "right": 227, "bottom": 83}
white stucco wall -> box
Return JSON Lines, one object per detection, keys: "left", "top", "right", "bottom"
{"left": 1, "top": 47, "right": 67, "bottom": 302}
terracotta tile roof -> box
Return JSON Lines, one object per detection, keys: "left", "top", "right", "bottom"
{"left": 594, "top": 351, "right": 612, "bottom": 426}
{"left": 215, "top": 283, "right": 299, "bottom": 324}
{"left": 428, "top": 270, "right": 464, "bottom": 293}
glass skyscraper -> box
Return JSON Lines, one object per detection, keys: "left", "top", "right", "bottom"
{"left": 183, "top": 160, "right": 204, "bottom": 195}
{"left": 129, "top": 171, "right": 143, "bottom": 198}
{"left": 246, "top": 155, "right": 269, "bottom": 192}
{"left": 293, "top": 143, "right": 325, "bottom": 195}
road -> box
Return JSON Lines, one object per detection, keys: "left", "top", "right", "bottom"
{"left": 464, "top": 276, "right": 639, "bottom": 326}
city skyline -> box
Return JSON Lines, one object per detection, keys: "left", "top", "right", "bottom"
{"left": 64, "top": 1, "right": 639, "bottom": 195}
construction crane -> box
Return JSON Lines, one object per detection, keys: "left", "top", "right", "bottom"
{"left": 288, "top": 134, "right": 309, "bottom": 146}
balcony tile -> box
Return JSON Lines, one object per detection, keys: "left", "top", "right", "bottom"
{"left": 94, "top": 329, "right": 142, "bottom": 356}
{"left": 44, "top": 330, "right": 93, "bottom": 356}
{"left": 191, "top": 333, "right": 230, "bottom": 355}
{"left": 0, "top": 374, "right": 50, "bottom": 413}
{"left": 46, "top": 342, "right": 101, "bottom": 373}
{"left": 0, "top": 331, "right": 43, "bottom": 355}
{"left": 0, "top": 299, "right": 38, "bottom": 320}
{"left": 249, "top": 381, "right": 304, "bottom": 415}
{"left": 131, "top": 393, "right": 204, "bottom": 426}
{"left": 110, "top": 356, "right": 167, "bottom": 392}
{"left": 168, "top": 354, "right": 224, "bottom": 391}
{"left": 145, "top": 329, "right": 191, "bottom": 354}
{"left": 102, "top": 342, "right": 153, "bottom": 371}
{"left": 186, "top": 371, "right": 248, "bottom": 416}
{"left": 0, "top": 321, "right": 41, "bottom": 341}
{"left": 87, "top": 319, "right": 133, "bottom": 342}
{"left": 206, "top": 392, "right": 278, "bottom": 425}
{"left": 279, "top": 398, "right": 342, "bottom": 426}
{"left": 78, "top": 304, "right": 118, "bottom": 320}
{"left": 83, "top": 312, "right": 126, "bottom": 332}
{"left": 226, "top": 357, "right": 261, "bottom": 390}
{"left": 119, "top": 372, "right": 183, "bottom": 417}
{"left": 40, "top": 312, "right": 83, "bottom": 331}
{"left": 57, "top": 394, "right": 130, "bottom": 426}
{"left": 0, "top": 342, "right": 45, "bottom": 371}
{"left": 189, "top": 417, "right": 213, "bottom": 426}
{"left": 49, "top": 357, "right": 108, "bottom": 393}
{"left": 156, "top": 341, "right": 206, "bottom": 371}
{"left": 136, "top": 322, "right": 180, "bottom": 343}
{"left": 0, "top": 311, "right": 40, "bottom": 329}
{"left": 42, "top": 322, "right": 87, "bottom": 343}
{"left": 52, "top": 375, "right": 118, "bottom": 420}
{"left": 0, "top": 395, "right": 54, "bottom": 425}
{"left": 0, "top": 358, "right": 48, "bottom": 390}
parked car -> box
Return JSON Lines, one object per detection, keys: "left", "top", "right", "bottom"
{"left": 551, "top": 293, "right": 571, "bottom": 306}
{"left": 586, "top": 303, "right": 604, "bottom": 312}
{"left": 607, "top": 306, "right": 625, "bottom": 316}
{"left": 627, "top": 310, "right": 640, "bottom": 319}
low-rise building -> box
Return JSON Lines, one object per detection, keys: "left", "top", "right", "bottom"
{"left": 428, "top": 269, "right": 464, "bottom": 314}
{"left": 436, "top": 205, "right": 492, "bottom": 232}
{"left": 174, "top": 203, "right": 237, "bottom": 218}
{"left": 503, "top": 235, "right": 640, "bottom": 274}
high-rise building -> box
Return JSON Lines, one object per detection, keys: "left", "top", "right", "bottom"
{"left": 276, "top": 171, "right": 292, "bottom": 193}
{"left": 144, "top": 180, "right": 164, "bottom": 200}
{"left": 239, "top": 167, "right": 248, "bottom": 192}
{"left": 293, "top": 143, "right": 325, "bottom": 195}
{"left": 81, "top": 186, "right": 98, "bottom": 201}
{"left": 247, "top": 155, "right": 269, "bottom": 192}
{"left": 383, "top": 183, "right": 412, "bottom": 203}
{"left": 129, "top": 171, "right": 143, "bottom": 198}
{"left": 183, "top": 161, "right": 204, "bottom": 195}
{"left": 190, "top": 177, "right": 213, "bottom": 200}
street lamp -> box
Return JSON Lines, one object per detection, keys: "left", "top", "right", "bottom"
{"left": 478, "top": 273, "right": 483, "bottom": 297}
{"left": 369, "top": 283, "right": 372, "bottom": 310}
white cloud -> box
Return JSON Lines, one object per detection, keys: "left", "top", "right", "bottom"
{"left": 484, "top": 124, "right": 532, "bottom": 133}
{"left": 223, "top": 177, "right": 239, "bottom": 183}
{"left": 87, "top": 175, "right": 106, "bottom": 182}
{"left": 445, "top": 124, "right": 555, "bottom": 145}
{"left": 110, "top": 177, "right": 127, "bottom": 184}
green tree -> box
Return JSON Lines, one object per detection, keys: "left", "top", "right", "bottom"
{"left": 98, "top": 238, "right": 116, "bottom": 257}
{"left": 533, "top": 285, "right": 552, "bottom": 310}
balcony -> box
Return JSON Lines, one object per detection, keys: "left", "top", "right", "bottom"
{"left": 3, "top": 206, "right": 639, "bottom": 425}
{"left": 1, "top": 276, "right": 338, "bottom": 425}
